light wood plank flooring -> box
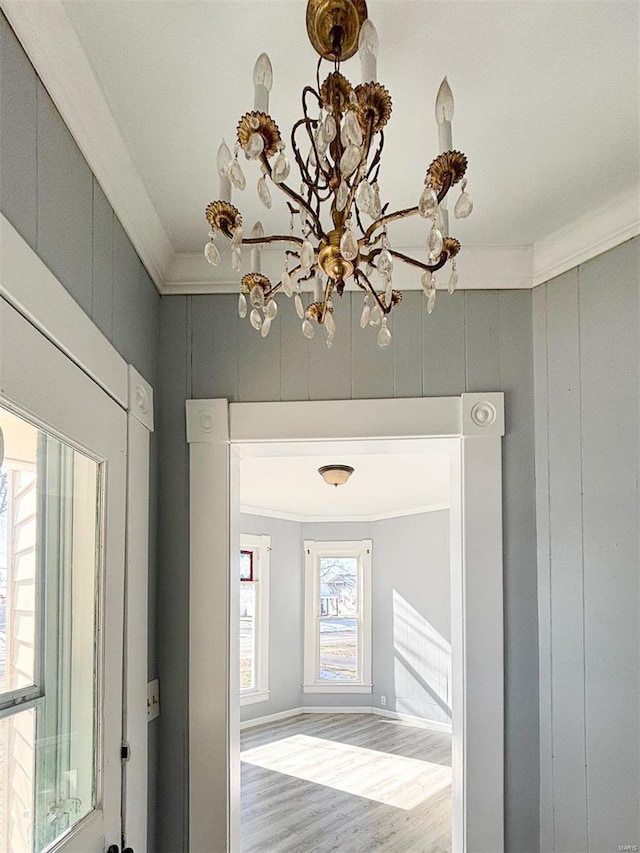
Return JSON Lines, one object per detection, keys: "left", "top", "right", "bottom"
{"left": 241, "top": 713, "right": 451, "bottom": 853}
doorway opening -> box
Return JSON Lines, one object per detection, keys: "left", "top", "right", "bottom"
{"left": 187, "top": 394, "right": 504, "bottom": 853}
{"left": 235, "top": 438, "right": 455, "bottom": 852}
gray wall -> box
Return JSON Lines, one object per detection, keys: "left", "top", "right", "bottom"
{"left": 533, "top": 238, "right": 639, "bottom": 853}
{"left": 239, "top": 511, "right": 450, "bottom": 726}
{"left": 158, "top": 288, "right": 538, "bottom": 851}
{"left": 0, "top": 15, "right": 161, "bottom": 850}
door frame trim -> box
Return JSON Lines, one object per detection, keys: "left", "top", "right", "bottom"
{"left": 187, "top": 393, "right": 505, "bottom": 853}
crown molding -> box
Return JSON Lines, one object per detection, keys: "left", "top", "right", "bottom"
{"left": 240, "top": 503, "right": 450, "bottom": 524}
{"left": 1, "top": 0, "right": 174, "bottom": 294}
{"left": 532, "top": 186, "right": 640, "bottom": 286}
{"left": 4, "top": 1, "right": 637, "bottom": 296}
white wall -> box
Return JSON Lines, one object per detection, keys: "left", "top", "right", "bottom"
{"left": 533, "top": 237, "right": 639, "bottom": 852}
{"left": 239, "top": 510, "right": 450, "bottom": 727}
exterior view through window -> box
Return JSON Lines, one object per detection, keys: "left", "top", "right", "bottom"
{"left": 0, "top": 406, "right": 100, "bottom": 851}
{"left": 239, "top": 550, "right": 255, "bottom": 690}
{"left": 318, "top": 557, "right": 358, "bottom": 680}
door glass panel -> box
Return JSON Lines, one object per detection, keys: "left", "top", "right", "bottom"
{"left": 0, "top": 407, "right": 100, "bottom": 852}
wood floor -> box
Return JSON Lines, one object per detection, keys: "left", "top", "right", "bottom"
{"left": 241, "top": 713, "right": 451, "bottom": 853}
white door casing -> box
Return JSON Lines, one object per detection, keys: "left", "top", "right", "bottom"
{"left": 187, "top": 392, "right": 505, "bottom": 853}
{"left": 0, "top": 213, "right": 153, "bottom": 852}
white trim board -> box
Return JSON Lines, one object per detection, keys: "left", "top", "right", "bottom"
{"left": 240, "top": 706, "right": 453, "bottom": 734}
{"left": 240, "top": 502, "right": 450, "bottom": 524}
{"left": 3, "top": 0, "right": 637, "bottom": 295}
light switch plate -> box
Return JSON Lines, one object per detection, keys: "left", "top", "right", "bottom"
{"left": 147, "top": 678, "right": 160, "bottom": 721}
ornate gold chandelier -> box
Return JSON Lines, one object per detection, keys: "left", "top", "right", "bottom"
{"left": 204, "top": 0, "right": 472, "bottom": 349}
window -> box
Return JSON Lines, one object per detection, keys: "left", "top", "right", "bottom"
{"left": 239, "top": 534, "right": 270, "bottom": 705}
{"left": 0, "top": 406, "right": 100, "bottom": 851}
{"left": 303, "top": 540, "right": 372, "bottom": 694}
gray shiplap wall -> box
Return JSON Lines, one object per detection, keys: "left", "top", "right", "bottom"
{"left": 0, "top": 14, "right": 161, "bottom": 850}
{"left": 533, "top": 238, "right": 640, "bottom": 853}
{"left": 158, "top": 288, "right": 539, "bottom": 852}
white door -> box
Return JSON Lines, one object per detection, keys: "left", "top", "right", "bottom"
{"left": 0, "top": 297, "right": 126, "bottom": 852}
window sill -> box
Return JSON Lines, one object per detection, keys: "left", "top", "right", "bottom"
{"left": 303, "top": 684, "right": 373, "bottom": 694}
{"left": 240, "top": 689, "right": 270, "bottom": 706}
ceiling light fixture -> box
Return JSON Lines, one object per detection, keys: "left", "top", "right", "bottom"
{"left": 318, "top": 464, "right": 355, "bottom": 487}
{"left": 204, "top": 0, "right": 472, "bottom": 349}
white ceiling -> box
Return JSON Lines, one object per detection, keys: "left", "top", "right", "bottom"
{"left": 7, "top": 1, "right": 639, "bottom": 291}
{"left": 240, "top": 449, "right": 450, "bottom": 521}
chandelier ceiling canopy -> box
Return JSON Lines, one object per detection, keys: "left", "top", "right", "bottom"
{"left": 204, "top": 0, "right": 473, "bottom": 349}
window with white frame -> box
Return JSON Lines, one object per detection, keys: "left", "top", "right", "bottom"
{"left": 239, "top": 533, "right": 270, "bottom": 705}
{"left": 303, "top": 539, "right": 372, "bottom": 694}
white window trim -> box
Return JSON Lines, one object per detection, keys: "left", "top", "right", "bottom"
{"left": 303, "top": 540, "right": 372, "bottom": 694}
{"left": 239, "top": 533, "right": 270, "bottom": 707}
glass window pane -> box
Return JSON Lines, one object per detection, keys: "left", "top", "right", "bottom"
{"left": 318, "top": 557, "right": 358, "bottom": 617}
{"left": 240, "top": 582, "right": 256, "bottom": 690}
{"left": 239, "top": 550, "right": 253, "bottom": 581}
{"left": 0, "top": 407, "right": 100, "bottom": 852}
{"left": 0, "top": 411, "right": 38, "bottom": 694}
{"left": 0, "top": 707, "right": 36, "bottom": 851}
{"left": 319, "top": 617, "right": 357, "bottom": 681}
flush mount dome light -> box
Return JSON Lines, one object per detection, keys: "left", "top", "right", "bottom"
{"left": 318, "top": 464, "right": 355, "bottom": 487}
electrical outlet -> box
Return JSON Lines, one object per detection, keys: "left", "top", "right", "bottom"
{"left": 147, "top": 679, "right": 160, "bottom": 721}
{"left": 380, "top": 695, "right": 386, "bottom": 706}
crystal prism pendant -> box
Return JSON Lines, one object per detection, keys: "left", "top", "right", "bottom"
{"left": 323, "top": 113, "right": 337, "bottom": 144}
{"left": 266, "top": 299, "right": 278, "bottom": 319}
{"left": 340, "top": 144, "right": 361, "bottom": 177}
{"left": 324, "top": 308, "right": 336, "bottom": 335}
{"left": 301, "top": 318, "right": 315, "bottom": 339}
{"left": 246, "top": 132, "right": 264, "bottom": 159}
{"left": 231, "top": 222, "right": 244, "bottom": 249}
{"left": 418, "top": 185, "right": 439, "bottom": 219}
{"left": 326, "top": 332, "right": 335, "bottom": 349}
{"left": 369, "top": 303, "right": 382, "bottom": 327}
{"left": 378, "top": 248, "right": 394, "bottom": 277}
{"left": 384, "top": 279, "right": 394, "bottom": 307}
{"left": 454, "top": 188, "right": 473, "bottom": 219}
{"left": 231, "top": 246, "right": 242, "bottom": 272}
{"left": 281, "top": 269, "right": 293, "bottom": 297}
{"left": 294, "top": 293, "right": 305, "bottom": 319}
{"left": 427, "top": 225, "right": 444, "bottom": 259}
{"left": 272, "top": 152, "right": 290, "bottom": 183}
{"left": 249, "top": 308, "right": 263, "bottom": 331}
{"left": 204, "top": 240, "right": 220, "bottom": 266}
{"left": 377, "top": 318, "right": 392, "bottom": 349}
{"left": 257, "top": 175, "right": 272, "bottom": 209}
{"left": 344, "top": 110, "right": 363, "bottom": 146}
{"left": 356, "top": 180, "right": 373, "bottom": 215}
{"left": 260, "top": 316, "right": 272, "bottom": 338}
{"left": 300, "top": 239, "right": 314, "bottom": 270}
{"left": 339, "top": 227, "right": 358, "bottom": 261}
{"left": 314, "top": 126, "right": 328, "bottom": 155}
{"left": 250, "top": 284, "right": 265, "bottom": 308}
{"left": 448, "top": 266, "right": 459, "bottom": 294}
{"left": 427, "top": 287, "right": 437, "bottom": 314}
{"left": 336, "top": 180, "right": 349, "bottom": 212}
{"left": 228, "top": 159, "right": 246, "bottom": 191}
{"left": 370, "top": 182, "right": 382, "bottom": 219}
{"left": 238, "top": 292, "right": 247, "bottom": 318}
{"left": 360, "top": 298, "right": 371, "bottom": 329}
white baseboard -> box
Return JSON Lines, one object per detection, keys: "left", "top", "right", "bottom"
{"left": 240, "top": 704, "right": 452, "bottom": 734}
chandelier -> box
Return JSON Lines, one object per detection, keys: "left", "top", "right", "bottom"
{"left": 204, "top": 0, "right": 472, "bottom": 349}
